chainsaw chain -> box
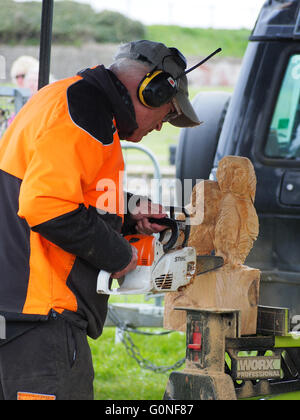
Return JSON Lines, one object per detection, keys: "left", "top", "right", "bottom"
{"left": 107, "top": 305, "right": 186, "bottom": 374}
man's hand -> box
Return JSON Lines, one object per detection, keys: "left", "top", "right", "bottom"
{"left": 113, "top": 245, "right": 138, "bottom": 279}
{"left": 130, "top": 200, "right": 168, "bottom": 235}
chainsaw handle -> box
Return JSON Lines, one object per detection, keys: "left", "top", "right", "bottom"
{"left": 148, "top": 217, "right": 179, "bottom": 252}
{"left": 97, "top": 270, "right": 112, "bottom": 294}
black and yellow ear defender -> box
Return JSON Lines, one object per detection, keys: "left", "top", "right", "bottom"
{"left": 137, "top": 47, "right": 222, "bottom": 109}
{"left": 137, "top": 69, "right": 178, "bottom": 108}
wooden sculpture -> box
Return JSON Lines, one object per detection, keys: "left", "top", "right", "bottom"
{"left": 164, "top": 156, "right": 261, "bottom": 335}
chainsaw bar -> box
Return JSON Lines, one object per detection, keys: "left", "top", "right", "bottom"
{"left": 196, "top": 255, "right": 224, "bottom": 275}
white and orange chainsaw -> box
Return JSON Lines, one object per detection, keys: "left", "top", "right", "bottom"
{"left": 97, "top": 214, "right": 223, "bottom": 296}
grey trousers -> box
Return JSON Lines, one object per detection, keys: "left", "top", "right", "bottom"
{"left": 0, "top": 313, "right": 94, "bottom": 400}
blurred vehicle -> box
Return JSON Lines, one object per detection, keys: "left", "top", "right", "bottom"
{"left": 176, "top": 0, "right": 300, "bottom": 327}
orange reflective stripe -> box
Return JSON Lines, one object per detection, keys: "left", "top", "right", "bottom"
{"left": 17, "top": 392, "right": 56, "bottom": 400}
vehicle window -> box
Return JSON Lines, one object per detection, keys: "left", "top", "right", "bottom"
{"left": 265, "top": 54, "right": 300, "bottom": 159}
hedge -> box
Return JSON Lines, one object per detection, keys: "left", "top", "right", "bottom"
{"left": 0, "top": 0, "right": 146, "bottom": 45}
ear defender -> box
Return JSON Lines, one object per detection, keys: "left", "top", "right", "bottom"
{"left": 137, "top": 69, "right": 178, "bottom": 108}
{"left": 136, "top": 48, "right": 222, "bottom": 109}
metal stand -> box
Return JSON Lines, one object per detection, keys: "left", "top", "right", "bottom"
{"left": 164, "top": 307, "right": 240, "bottom": 400}
{"left": 0, "top": 87, "right": 30, "bottom": 114}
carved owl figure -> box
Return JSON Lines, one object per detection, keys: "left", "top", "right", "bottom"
{"left": 186, "top": 180, "right": 222, "bottom": 255}
{"left": 187, "top": 156, "right": 259, "bottom": 267}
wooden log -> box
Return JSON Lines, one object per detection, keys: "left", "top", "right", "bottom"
{"left": 164, "top": 156, "right": 261, "bottom": 336}
{"left": 164, "top": 265, "right": 260, "bottom": 335}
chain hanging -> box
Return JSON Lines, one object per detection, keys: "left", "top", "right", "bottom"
{"left": 107, "top": 305, "right": 186, "bottom": 374}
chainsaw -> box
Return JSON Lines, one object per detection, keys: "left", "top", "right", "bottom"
{"left": 96, "top": 214, "right": 224, "bottom": 296}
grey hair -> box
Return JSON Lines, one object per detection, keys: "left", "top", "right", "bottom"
{"left": 109, "top": 57, "right": 152, "bottom": 81}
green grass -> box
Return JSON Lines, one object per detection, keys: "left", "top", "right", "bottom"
{"left": 122, "top": 123, "right": 181, "bottom": 168}
{"left": 90, "top": 294, "right": 186, "bottom": 400}
{"left": 146, "top": 25, "right": 251, "bottom": 58}
{"left": 89, "top": 326, "right": 186, "bottom": 400}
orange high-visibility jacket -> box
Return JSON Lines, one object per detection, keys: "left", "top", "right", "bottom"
{"left": 0, "top": 66, "right": 138, "bottom": 338}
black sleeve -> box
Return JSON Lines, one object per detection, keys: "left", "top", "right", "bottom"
{"left": 122, "top": 192, "right": 138, "bottom": 235}
{"left": 121, "top": 192, "right": 153, "bottom": 236}
{"left": 32, "top": 204, "right": 133, "bottom": 273}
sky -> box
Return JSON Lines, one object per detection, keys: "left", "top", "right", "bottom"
{"left": 15, "top": 0, "right": 267, "bottom": 29}
{"left": 73, "top": 0, "right": 267, "bottom": 29}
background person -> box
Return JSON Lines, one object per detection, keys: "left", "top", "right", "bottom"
{"left": 11, "top": 55, "right": 56, "bottom": 96}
